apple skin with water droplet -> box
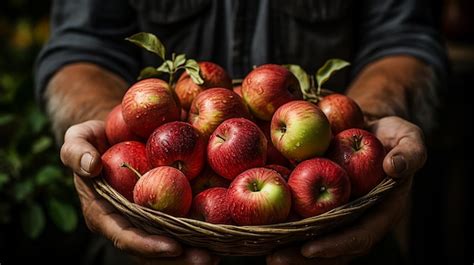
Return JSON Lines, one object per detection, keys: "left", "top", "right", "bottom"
{"left": 288, "top": 157, "right": 351, "bottom": 218}
{"left": 242, "top": 64, "right": 302, "bottom": 121}
{"left": 188, "top": 88, "right": 250, "bottom": 138}
{"left": 191, "top": 166, "right": 230, "bottom": 196}
{"left": 264, "top": 164, "right": 291, "bottom": 181}
{"left": 326, "top": 128, "right": 385, "bottom": 198}
{"left": 133, "top": 166, "right": 192, "bottom": 217}
{"left": 189, "top": 187, "right": 233, "bottom": 224}
{"left": 317, "top": 93, "right": 365, "bottom": 135}
{"left": 207, "top": 118, "right": 267, "bottom": 180}
{"left": 227, "top": 167, "right": 291, "bottom": 225}
{"left": 146, "top": 121, "right": 206, "bottom": 180}
{"left": 101, "top": 141, "right": 150, "bottom": 202}
{"left": 175, "top": 61, "right": 233, "bottom": 111}
{"left": 105, "top": 104, "right": 142, "bottom": 145}
{"left": 122, "top": 78, "right": 180, "bottom": 139}
{"left": 271, "top": 100, "right": 332, "bottom": 162}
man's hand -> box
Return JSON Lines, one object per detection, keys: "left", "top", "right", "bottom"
{"left": 267, "top": 116, "right": 426, "bottom": 265}
{"left": 60, "top": 120, "right": 219, "bottom": 265}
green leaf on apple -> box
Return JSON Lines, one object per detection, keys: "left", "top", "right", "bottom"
{"left": 283, "top": 64, "right": 311, "bottom": 94}
{"left": 126, "top": 32, "right": 166, "bottom": 60}
{"left": 316, "top": 59, "right": 350, "bottom": 90}
{"left": 185, "top": 59, "right": 204, "bottom": 85}
{"left": 47, "top": 198, "right": 78, "bottom": 232}
{"left": 138, "top": 66, "right": 161, "bottom": 80}
{"left": 156, "top": 61, "right": 171, "bottom": 73}
{"left": 21, "top": 202, "right": 45, "bottom": 239}
{"left": 173, "top": 53, "right": 187, "bottom": 69}
{"left": 166, "top": 60, "right": 175, "bottom": 72}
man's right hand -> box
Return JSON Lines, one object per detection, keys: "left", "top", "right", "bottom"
{"left": 60, "top": 120, "right": 219, "bottom": 264}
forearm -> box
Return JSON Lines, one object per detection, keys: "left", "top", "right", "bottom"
{"left": 45, "top": 63, "right": 129, "bottom": 143}
{"left": 347, "top": 55, "right": 439, "bottom": 132}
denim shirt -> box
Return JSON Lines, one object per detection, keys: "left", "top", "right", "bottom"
{"left": 35, "top": 0, "right": 446, "bottom": 104}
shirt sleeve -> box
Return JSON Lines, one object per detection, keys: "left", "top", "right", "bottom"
{"left": 352, "top": 0, "right": 447, "bottom": 80}
{"left": 34, "top": 0, "right": 140, "bottom": 106}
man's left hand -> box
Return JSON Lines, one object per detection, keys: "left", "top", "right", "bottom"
{"left": 267, "top": 116, "right": 426, "bottom": 265}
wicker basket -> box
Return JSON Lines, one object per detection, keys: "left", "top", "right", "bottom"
{"left": 92, "top": 176, "right": 397, "bottom": 256}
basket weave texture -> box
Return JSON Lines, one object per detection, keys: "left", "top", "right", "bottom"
{"left": 93, "top": 176, "right": 397, "bottom": 256}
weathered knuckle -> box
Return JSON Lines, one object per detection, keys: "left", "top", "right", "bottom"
{"left": 112, "top": 235, "right": 127, "bottom": 252}
{"left": 59, "top": 143, "right": 73, "bottom": 164}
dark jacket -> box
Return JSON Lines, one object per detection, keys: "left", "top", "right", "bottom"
{"left": 35, "top": 0, "right": 446, "bottom": 104}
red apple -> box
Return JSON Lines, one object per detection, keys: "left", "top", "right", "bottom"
{"left": 207, "top": 118, "right": 267, "bottom": 180}
{"left": 257, "top": 120, "right": 290, "bottom": 166}
{"left": 189, "top": 187, "right": 233, "bottom": 224}
{"left": 264, "top": 164, "right": 291, "bottom": 181}
{"left": 175, "top": 61, "right": 233, "bottom": 110}
{"left": 227, "top": 167, "right": 291, "bottom": 225}
{"left": 288, "top": 158, "right": 351, "bottom": 218}
{"left": 146, "top": 121, "right": 206, "bottom": 180}
{"left": 327, "top": 128, "right": 386, "bottom": 197}
{"left": 122, "top": 78, "right": 180, "bottom": 138}
{"left": 242, "top": 64, "right": 302, "bottom": 121}
{"left": 101, "top": 141, "right": 150, "bottom": 201}
{"left": 318, "top": 93, "right": 364, "bottom": 135}
{"left": 188, "top": 88, "right": 250, "bottom": 138}
{"left": 133, "top": 166, "right": 192, "bottom": 217}
{"left": 104, "top": 104, "right": 142, "bottom": 145}
{"left": 271, "top": 100, "right": 332, "bottom": 162}
{"left": 191, "top": 166, "right": 230, "bottom": 196}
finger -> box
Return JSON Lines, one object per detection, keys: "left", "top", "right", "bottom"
{"left": 74, "top": 175, "right": 182, "bottom": 258}
{"left": 301, "top": 178, "right": 411, "bottom": 259}
{"left": 171, "top": 248, "right": 220, "bottom": 265}
{"left": 369, "top": 117, "right": 427, "bottom": 179}
{"left": 266, "top": 246, "right": 314, "bottom": 265}
{"left": 136, "top": 248, "right": 220, "bottom": 265}
{"left": 301, "top": 228, "right": 374, "bottom": 259}
{"left": 382, "top": 128, "right": 426, "bottom": 179}
{"left": 60, "top": 120, "right": 108, "bottom": 177}
{"left": 267, "top": 247, "right": 353, "bottom": 265}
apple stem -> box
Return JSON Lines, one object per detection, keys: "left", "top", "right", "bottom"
{"left": 352, "top": 135, "right": 363, "bottom": 151}
{"left": 121, "top": 162, "right": 142, "bottom": 179}
{"left": 252, "top": 181, "right": 259, "bottom": 192}
{"left": 172, "top": 160, "right": 184, "bottom": 171}
{"left": 303, "top": 76, "right": 322, "bottom": 104}
{"left": 319, "top": 186, "right": 326, "bottom": 193}
{"left": 216, "top": 134, "right": 226, "bottom": 142}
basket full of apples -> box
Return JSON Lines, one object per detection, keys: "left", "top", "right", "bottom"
{"left": 92, "top": 33, "right": 397, "bottom": 256}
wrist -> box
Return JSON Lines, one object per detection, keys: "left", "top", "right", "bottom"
{"left": 45, "top": 63, "right": 128, "bottom": 143}
{"left": 346, "top": 56, "right": 438, "bottom": 131}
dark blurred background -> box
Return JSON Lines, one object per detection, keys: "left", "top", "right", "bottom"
{"left": 0, "top": 0, "right": 471, "bottom": 264}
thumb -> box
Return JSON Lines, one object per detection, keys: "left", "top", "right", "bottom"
{"left": 383, "top": 128, "right": 427, "bottom": 179}
{"left": 60, "top": 120, "right": 108, "bottom": 177}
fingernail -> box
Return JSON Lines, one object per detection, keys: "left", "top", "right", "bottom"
{"left": 80, "top": 153, "right": 93, "bottom": 173}
{"left": 391, "top": 155, "right": 407, "bottom": 175}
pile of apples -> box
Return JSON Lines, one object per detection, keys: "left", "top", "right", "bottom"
{"left": 101, "top": 59, "right": 386, "bottom": 226}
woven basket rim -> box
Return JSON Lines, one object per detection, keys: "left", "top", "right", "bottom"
{"left": 92, "top": 175, "right": 398, "bottom": 255}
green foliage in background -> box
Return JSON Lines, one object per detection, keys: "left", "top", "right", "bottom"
{"left": 0, "top": 0, "right": 78, "bottom": 239}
